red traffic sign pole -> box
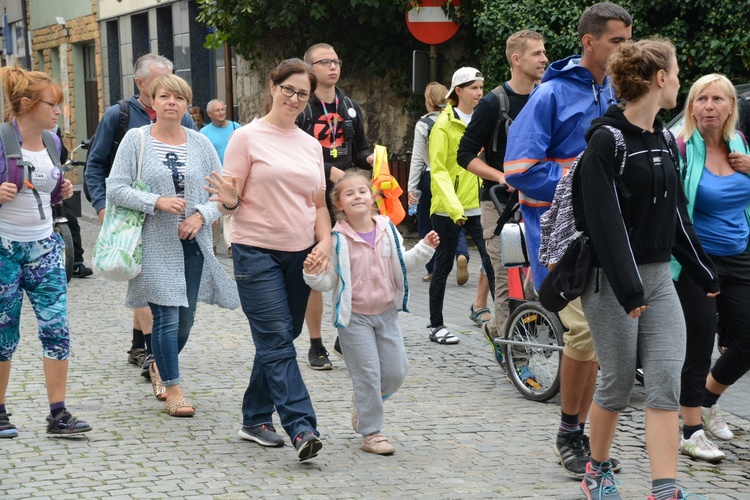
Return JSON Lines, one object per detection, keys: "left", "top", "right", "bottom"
{"left": 405, "top": 0, "right": 461, "bottom": 45}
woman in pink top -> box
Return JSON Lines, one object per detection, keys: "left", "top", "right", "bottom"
{"left": 206, "top": 58, "right": 331, "bottom": 462}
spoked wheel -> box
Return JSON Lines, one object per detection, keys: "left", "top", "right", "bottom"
{"left": 54, "top": 223, "right": 74, "bottom": 283}
{"left": 504, "top": 302, "right": 564, "bottom": 402}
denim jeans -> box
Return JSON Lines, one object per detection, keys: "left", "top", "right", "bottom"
{"left": 148, "top": 238, "right": 204, "bottom": 386}
{"left": 233, "top": 243, "right": 318, "bottom": 440}
{"left": 429, "top": 214, "right": 494, "bottom": 327}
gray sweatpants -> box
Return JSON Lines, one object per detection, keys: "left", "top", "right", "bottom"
{"left": 581, "top": 262, "right": 685, "bottom": 412}
{"left": 338, "top": 305, "right": 409, "bottom": 436}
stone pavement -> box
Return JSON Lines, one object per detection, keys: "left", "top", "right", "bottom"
{"left": 1, "top": 214, "right": 749, "bottom": 499}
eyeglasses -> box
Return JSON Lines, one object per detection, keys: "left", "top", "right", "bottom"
{"left": 41, "top": 99, "right": 61, "bottom": 111}
{"left": 311, "top": 59, "right": 343, "bottom": 68}
{"left": 278, "top": 85, "right": 310, "bottom": 102}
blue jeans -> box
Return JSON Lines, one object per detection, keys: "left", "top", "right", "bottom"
{"left": 233, "top": 243, "right": 318, "bottom": 440}
{"left": 148, "top": 238, "right": 204, "bottom": 386}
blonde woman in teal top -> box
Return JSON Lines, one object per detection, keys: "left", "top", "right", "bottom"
{"left": 673, "top": 74, "right": 750, "bottom": 464}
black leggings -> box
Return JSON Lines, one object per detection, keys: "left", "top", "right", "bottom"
{"left": 428, "top": 214, "right": 494, "bottom": 327}
{"left": 676, "top": 251, "right": 750, "bottom": 407}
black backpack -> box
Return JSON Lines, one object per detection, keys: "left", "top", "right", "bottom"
{"left": 489, "top": 85, "right": 512, "bottom": 153}
{"left": 83, "top": 99, "right": 129, "bottom": 202}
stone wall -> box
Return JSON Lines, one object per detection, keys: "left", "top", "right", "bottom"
{"left": 29, "top": 0, "right": 101, "bottom": 183}
{"left": 233, "top": 39, "right": 474, "bottom": 158}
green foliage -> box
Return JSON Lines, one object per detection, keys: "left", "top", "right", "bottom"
{"left": 196, "top": 0, "right": 415, "bottom": 81}
{"left": 472, "top": 0, "right": 750, "bottom": 110}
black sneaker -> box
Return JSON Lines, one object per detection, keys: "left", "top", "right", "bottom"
{"left": 308, "top": 345, "right": 332, "bottom": 370}
{"left": 333, "top": 336, "right": 344, "bottom": 359}
{"left": 553, "top": 432, "right": 590, "bottom": 477}
{"left": 0, "top": 412, "right": 19, "bottom": 439}
{"left": 581, "top": 434, "right": 622, "bottom": 472}
{"left": 72, "top": 263, "right": 93, "bottom": 278}
{"left": 140, "top": 354, "right": 154, "bottom": 379}
{"left": 127, "top": 347, "right": 148, "bottom": 367}
{"left": 294, "top": 430, "right": 322, "bottom": 462}
{"left": 239, "top": 424, "right": 284, "bottom": 447}
{"left": 46, "top": 409, "right": 92, "bottom": 436}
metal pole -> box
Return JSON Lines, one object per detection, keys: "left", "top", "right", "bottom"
{"left": 224, "top": 42, "right": 234, "bottom": 122}
{"left": 429, "top": 44, "right": 437, "bottom": 82}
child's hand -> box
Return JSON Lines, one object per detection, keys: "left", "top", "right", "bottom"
{"left": 423, "top": 230, "right": 440, "bottom": 249}
{"left": 303, "top": 253, "right": 321, "bottom": 274}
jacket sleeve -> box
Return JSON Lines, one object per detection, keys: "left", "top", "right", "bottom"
{"left": 403, "top": 239, "right": 436, "bottom": 272}
{"left": 85, "top": 105, "right": 121, "bottom": 214}
{"left": 457, "top": 96, "right": 496, "bottom": 169}
{"left": 503, "top": 91, "right": 563, "bottom": 202}
{"left": 429, "top": 116, "right": 465, "bottom": 222}
{"left": 671, "top": 180, "right": 719, "bottom": 294}
{"left": 352, "top": 101, "right": 372, "bottom": 169}
{"left": 407, "top": 120, "right": 428, "bottom": 194}
{"left": 578, "top": 128, "right": 645, "bottom": 313}
{"left": 106, "top": 129, "right": 161, "bottom": 213}
{"left": 302, "top": 234, "right": 339, "bottom": 292}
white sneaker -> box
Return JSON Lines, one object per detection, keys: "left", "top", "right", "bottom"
{"left": 680, "top": 429, "right": 726, "bottom": 462}
{"left": 702, "top": 404, "right": 734, "bottom": 440}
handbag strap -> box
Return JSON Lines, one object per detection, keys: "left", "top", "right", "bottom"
{"left": 137, "top": 128, "right": 146, "bottom": 182}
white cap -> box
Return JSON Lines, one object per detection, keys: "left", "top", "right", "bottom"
{"left": 446, "top": 67, "right": 484, "bottom": 98}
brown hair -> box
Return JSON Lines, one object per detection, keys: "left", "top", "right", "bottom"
{"left": 424, "top": 82, "right": 448, "bottom": 111}
{"left": 578, "top": 2, "right": 632, "bottom": 42}
{"left": 330, "top": 168, "right": 373, "bottom": 221}
{"left": 679, "top": 74, "right": 738, "bottom": 143}
{"left": 303, "top": 43, "right": 335, "bottom": 64}
{"left": 0, "top": 65, "right": 62, "bottom": 120}
{"left": 261, "top": 58, "right": 317, "bottom": 115}
{"left": 608, "top": 38, "right": 675, "bottom": 103}
{"left": 505, "top": 30, "right": 545, "bottom": 66}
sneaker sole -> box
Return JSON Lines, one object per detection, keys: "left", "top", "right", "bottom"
{"left": 47, "top": 427, "right": 92, "bottom": 437}
{"left": 297, "top": 437, "right": 323, "bottom": 462}
{"left": 680, "top": 448, "right": 726, "bottom": 463}
{"left": 308, "top": 361, "right": 332, "bottom": 371}
{"left": 553, "top": 444, "right": 587, "bottom": 477}
{"left": 238, "top": 428, "right": 284, "bottom": 447}
{"left": 456, "top": 256, "right": 469, "bottom": 286}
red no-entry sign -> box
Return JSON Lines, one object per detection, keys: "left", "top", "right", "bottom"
{"left": 405, "top": 0, "right": 461, "bottom": 45}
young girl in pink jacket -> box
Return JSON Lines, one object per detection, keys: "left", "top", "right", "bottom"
{"left": 304, "top": 168, "right": 438, "bottom": 455}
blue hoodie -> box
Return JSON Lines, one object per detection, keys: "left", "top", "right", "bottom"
{"left": 503, "top": 55, "right": 616, "bottom": 288}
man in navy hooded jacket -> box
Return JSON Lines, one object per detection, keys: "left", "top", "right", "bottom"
{"left": 503, "top": 2, "right": 632, "bottom": 477}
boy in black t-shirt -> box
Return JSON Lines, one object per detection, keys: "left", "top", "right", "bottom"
{"left": 298, "top": 43, "right": 373, "bottom": 370}
{"left": 456, "top": 30, "right": 547, "bottom": 363}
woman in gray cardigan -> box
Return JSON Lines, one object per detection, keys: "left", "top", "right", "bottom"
{"left": 107, "top": 75, "right": 239, "bottom": 417}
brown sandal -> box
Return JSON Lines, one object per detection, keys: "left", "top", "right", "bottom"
{"left": 150, "top": 363, "right": 167, "bottom": 401}
{"left": 165, "top": 398, "right": 195, "bottom": 417}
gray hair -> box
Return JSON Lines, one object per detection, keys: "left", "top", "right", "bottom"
{"left": 207, "top": 99, "right": 225, "bottom": 112}
{"left": 133, "top": 54, "right": 174, "bottom": 80}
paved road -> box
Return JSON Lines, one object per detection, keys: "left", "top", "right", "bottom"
{"left": 2, "top": 211, "right": 749, "bottom": 499}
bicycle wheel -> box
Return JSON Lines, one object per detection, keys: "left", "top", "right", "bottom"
{"left": 54, "top": 223, "right": 74, "bottom": 283}
{"left": 504, "top": 302, "right": 564, "bottom": 402}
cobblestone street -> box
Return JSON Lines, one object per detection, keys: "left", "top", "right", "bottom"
{"left": 1, "top": 214, "right": 749, "bottom": 499}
